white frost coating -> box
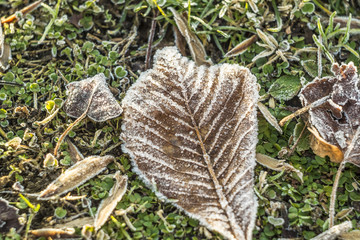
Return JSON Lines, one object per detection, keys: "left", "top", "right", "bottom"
{"left": 224, "top": 165, "right": 253, "bottom": 195}
{"left": 127, "top": 135, "right": 206, "bottom": 168}
{"left": 334, "top": 130, "right": 347, "bottom": 149}
{"left": 192, "top": 65, "right": 214, "bottom": 116}
{"left": 121, "top": 47, "right": 258, "bottom": 240}
{"left": 199, "top": 66, "right": 237, "bottom": 128}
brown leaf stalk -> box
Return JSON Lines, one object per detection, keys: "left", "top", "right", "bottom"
{"left": 145, "top": 11, "right": 157, "bottom": 70}
{"left": 329, "top": 126, "right": 360, "bottom": 227}
{"left": 53, "top": 85, "right": 97, "bottom": 157}
{"left": 279, "top": 95, "right": 330, "bottom": 126}
{"left": 1, "top": 0, "right": 43, "bottom": 24}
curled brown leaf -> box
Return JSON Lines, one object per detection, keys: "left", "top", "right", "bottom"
{"left": 299, "top": 62, "right": 360, "bottom": 166}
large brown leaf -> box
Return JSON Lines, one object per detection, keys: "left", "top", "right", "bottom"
{"left": 121, "top": 47, "right": 258, "bottom": 240}
{"left": 299, "top": 62, "right": 360, "bottom": 166}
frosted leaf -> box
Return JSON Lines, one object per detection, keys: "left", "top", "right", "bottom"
{"left": 38, "top": 155, "right": 115, "bottom": 200}
{"left": 94, "top": 172, "right": 127, "bottom": 231}
{"left": 0, "top": 24, "right": 12, "bottom": 71}
{"left": 121, "top": 47, "right": 258, "bottom": 240}
{"left": 64, "top": 73, "right": 122, "bottom": 122}
{"left": 224, "top": 35, "right": 257, "bottom": 58}
{"left": 299, "top": 62, "right": 360, "bottom": 166}
{"left": 169, "top": 8, "right": 212, "bottom": 66}
{"left": 29, "top": 228, "right": 76, "bottom": 238}
{"left": 0, "top": 197, "right": 22, "bottom": 233}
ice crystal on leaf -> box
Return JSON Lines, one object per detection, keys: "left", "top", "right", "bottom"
{"left": 121, "top": 47, "right": 258, "bottom": 240}
{"left": 300, "top": 62, "right": 360, "bottom": 166}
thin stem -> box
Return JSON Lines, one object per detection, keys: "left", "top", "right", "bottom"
{"left": 1, "top": 0, "right": 43, "bottom": 24}
{"left": 288, "top": 120, "right": 309, "bottom": 157}
{"left": 312, "top": 0, "right": 332, "bottom": 16}
{"left": 53, "top": 86, "right": 97, "bottom": 157}
{"left": 279, "top": 95, "right": 330, "bottom": 126}
{"left": 329, "top": 161, "right": 345, "bottom": 227}
{"left": 145, "top": 11, "right": 157, "bottom": 70}
{"left": 53, "top": 110, "right": 87, "bottom": 156}
{"left": 329, "top": 126, "right": 360, "bottom": 227}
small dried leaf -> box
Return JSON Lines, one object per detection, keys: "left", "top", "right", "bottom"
{"left": 335, "top": 208, "right": 353, "bottom": 220}
{"left": 224, "top": 35, "right": 257, "bottom": 58}
{"left": 66, "top": 139, "right": 84, "bottom": 163}
{"left": 299, "top": 62, "right": 360, "bottom": 165}
{"left": 256, "top": 153, "right": 303, "bottom": 183}
{"left": 173, "top": 24, "right": 187, "bottom": 57}
{"left": 38, "top": 155, "right": 115, "bottom": 200}
{"left": 308, "top": 127, "right": 344, "bottom": 163}
{"left": 257, "top": 102, "right": 283, "bottom": 134}
{"left": 122, "top": 47, "right": 258, "bottom": 240}
{"left": 169, "top": 8, "right": 212, "bottom": 66}
{"left": 94, "top": 172, "right": 127, "bottom": 231}
{"left": 64, "top": 74, "right": 122, "bottom": 122}
{"left": 0, "top": 197, "right": 22, "bottom": 233}
{"left": 29, "top": 228, "right": 76, "bottom": 238}
{"left": 0, "top": 24, "right": 12, "bottom": 71}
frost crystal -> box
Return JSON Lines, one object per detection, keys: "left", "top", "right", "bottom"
{"left": 121, "top": 47, "right": 258, "bottom": 240}
{"left": 300, "top": 62, "right": 360, "bottom": 166}
{"left": 64, "top": 73, "right": 122, "bottom": 122}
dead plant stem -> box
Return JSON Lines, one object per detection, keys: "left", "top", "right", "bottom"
{"left": 145, "top": 11, "right": 158, "bottom": 70}
{"left": 329, "top": 160, "right": 345, "bottom": 228}
{"left": 53, "top": 87, "right": 97, "bottom": 157}
{"left": 279, "top": 95, "right": 330, "bottom": 126}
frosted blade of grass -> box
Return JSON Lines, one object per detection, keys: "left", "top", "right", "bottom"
{"left": 279, "top": 95, "right": 330, "bottom": 126}
{"left": 342, "top": 44, "right": 360, "bottom": 58}
{"left": 38, "top": 0, "right": 61, "bottom": 44}
{"left": 313, "top": 34, "right": 335, "bottom": 64}
{"left": 325, "top": 11, "right": 337, "bottom": 35}
{"left": 267, "top": 0, "right": 282, "bottom": 32}
{"left": 170, "top": 7, "right": 212, "bottom": 66}
{"left": 341, "top": 13, "right": 352, "bottom": 44}
{"left": 94, "top": 172, "right": 128, "bottom": 231}
{"left": 190, "top": 16, "right": 212, "bottom": 30}
{"left": 327, "top": 28, "right": 360, "bottom": 39}
{"left": 317, "top": 18, "right": 327, "bottom": 44}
